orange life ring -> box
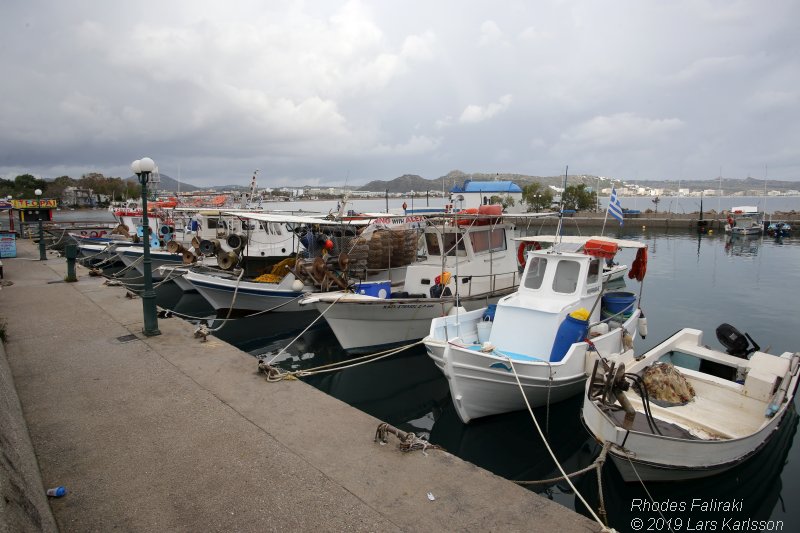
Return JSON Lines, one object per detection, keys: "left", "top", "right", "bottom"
{"left": 517, "top": 241, "right": 541, "bottom": 267}
{"left": 628, "top": 246, "right": 648, "bottom": 281}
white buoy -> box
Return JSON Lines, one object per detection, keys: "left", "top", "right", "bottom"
{"left": 448, "top": 304, "right": 467, "bottom": 316}
{"left": 638, "top": 315, "right": 648, "bottom": 339}
{"left": 291, "top": 279, "right": 304, "bottom": 292}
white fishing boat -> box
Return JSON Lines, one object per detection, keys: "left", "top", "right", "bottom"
{"left": 300, "top": 208, "right": 533, "bottom": 352}
{"left": 582, "top": 325, "right": 800, "bottom": 482}
{"left": 184, "top": 268, "right": 313, "bottom": 314}
{"left": 724, "top": 206, "right": 764, "bottom": 235}
{"left": 424, "top": 235, "right": 648, "bottom": 424}
{"left": 115, "top": 245, "right": 187, "bottom": 281}
{"left": 183, "top": 211, "right": 378, "bottom": 313}
{"left": 76, "top": 241, "right": 126, "bottom": 268}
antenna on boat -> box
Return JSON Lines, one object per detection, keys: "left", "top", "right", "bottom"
{"left": 554, "top": 165, "right": 568, "bottom": 247}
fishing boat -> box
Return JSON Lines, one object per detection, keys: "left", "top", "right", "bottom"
{"left": 114, "top": 245, "right": 187, "bottom": 281}
{"left": 300, "top": 207, "right": 532, "bottom": 352}
{"left": 582, "top": 325, "right": 800, "bottom": 482}
{"left": 766, "top": 221, "right": 792, "bottom": 238}
{"left": 183, "top": 212, "right": 375, "bottom": 314}
{"left": 424, "top": 235, "right": 648, "bottom": 423}
{"left": 725, "top": 206, "right": 764, "bottom": 236}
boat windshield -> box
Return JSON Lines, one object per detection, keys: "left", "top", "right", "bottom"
{"left": 552, "top": 260, "right": 580, "bottom": 294}
{"left": 424, "top": 233, "right": 441, "bottom": 256}
{"left": 523, "top": 257, "right": 547, "bottom": 289}
{"left": 442, "top": 233, "right": 467, "bottom": 256}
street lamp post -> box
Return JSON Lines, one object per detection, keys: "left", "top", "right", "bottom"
{"left": 34, "top": 188, "right": 46, "bottom": 260}
{"left": 131, "top": 158, "right": 161, "bottom": 337}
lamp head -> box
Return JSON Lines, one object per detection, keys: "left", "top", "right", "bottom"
{"left": 139, "top": 157, "right": 156, "bottom": 173}
{"left": 34, "top": 188, "right": 42, "bottom": 196}
{"left": 131, "top": 160, "right": 142, "bottom": 174}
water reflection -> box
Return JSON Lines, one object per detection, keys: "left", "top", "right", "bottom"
{"left": 725, "top": 233, "right": 761, "bottom": 257}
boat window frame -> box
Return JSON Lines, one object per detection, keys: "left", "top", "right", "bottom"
{"left": 469, "top": 227, "right": 507, "bottom": 254}
{"left": 424, "top": 232, "right": 441, "bottom": 256}
{"left": 442, "top": 232, "right": 467, "bottom": 257}
{"left": 523, "top": 257, "right": 548, "bottom": 289}
{"left": 552, "top": 259, "right": 581, "bottom": 294}
{"left": 587, "top": 258, "right": 600, "bottom": 286}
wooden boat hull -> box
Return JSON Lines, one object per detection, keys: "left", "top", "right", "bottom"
{"left": 581, "top": 328, "right": 800, "bottom": 482}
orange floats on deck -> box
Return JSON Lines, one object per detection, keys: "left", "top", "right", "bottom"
{"left": 583, "top": 239, "right": 619, "bottom": 259}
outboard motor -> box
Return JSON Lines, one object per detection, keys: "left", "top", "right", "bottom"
{"left": 715, "top": 323, "right": 760, "bottom": 358}
{"left": 701, "top": 323, "right": 761, "bottom": 381}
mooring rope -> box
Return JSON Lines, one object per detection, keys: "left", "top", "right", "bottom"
{"left": 623, "top": 450, "right": 675, "bottom": 533}
{"left": 506, "top": 358, "right": 615, "bottom": 532}
{"left": 259, "top": 340, "right": 424, "bottom": 382}
{"left": 374, "top": 422, "right": 442, "bottom": 454}
{"left": 260, "top": 292, "right": 349, "bottom": 369}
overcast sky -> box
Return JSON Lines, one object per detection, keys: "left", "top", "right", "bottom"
{"left": 2, "top": 0, "right": 798, "bottom": 187}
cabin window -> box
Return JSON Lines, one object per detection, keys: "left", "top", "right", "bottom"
{"left": 552, "top": 260, "right": 580, "bottom": 294}
{"left": 489, "top": 228, "right": 506, "bottom": 251}
{"left": 424, "top": 233, "right": 441, "bottom": 256}
{"left": 207, "top": 218, "right": 226, "bottom": 230}
{"left": 469, "top": 230, "right": 490, "bottom": 253}
{"left": 469, "top": 228, "right": 507, "bottom": 253}
{"left": 269, "top": 222, "right": 282, "bottom": 235}
{"left": 523, "top": 257, "right": 547, "bottom": 289}
{"left": 587, "top": 259, "right": 600, "bottom": 285}
{"left": 442, "top": 233, "right": 466, "bottom": 256}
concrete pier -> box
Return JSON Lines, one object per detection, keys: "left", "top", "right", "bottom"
{"left": 0, "top": 240, "right": 600, "bottom": 532}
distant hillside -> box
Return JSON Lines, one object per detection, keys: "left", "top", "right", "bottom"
{"left": 126, "top": 173, "right": 201, "bottom": 192}
{"left": 358, "top": 171, "right": 798, "bottom": 194}
{"left": 127, "top": 170, "right": 797, "bottom": 195}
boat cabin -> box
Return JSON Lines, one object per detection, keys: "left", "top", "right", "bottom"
{"left": 400, "top": 221, "right": 518, "bottom": 299}
{"left": 486, "top": 250, "right": 603, "bottom": 356}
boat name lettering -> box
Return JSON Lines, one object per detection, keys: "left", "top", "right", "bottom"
{"left": 383, "top": 303, "right": 435, "bottom": 309}
{"left": 373, "top": 216, "right": 424, "bottom": 225}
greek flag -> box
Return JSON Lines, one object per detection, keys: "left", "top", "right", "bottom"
{"left": 609, "top": 186, "right": 624, "bottom": 225}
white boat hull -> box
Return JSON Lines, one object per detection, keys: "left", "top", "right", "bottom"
{"left": 427, "top": 308, "right": 640, "bottom": 423}
{"left": 117, "top": 248, "right": 185, "bottom": 281}
{"left": 185, "top": 271, "right": 311, "bottom": 313}
{"left": 312, "top": 289, "right": 514, "bottom": 352}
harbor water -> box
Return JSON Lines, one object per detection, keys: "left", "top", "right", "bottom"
{"left": 63, "top": 207, "right": 800, "bottom": 530}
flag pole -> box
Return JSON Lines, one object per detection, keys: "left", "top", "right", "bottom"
{"left": 601, "top": 182, "right": 611, "bottom": 236}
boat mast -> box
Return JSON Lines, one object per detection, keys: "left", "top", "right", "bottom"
{"left": 554, "top": 165, "right": 568, "bottom": 245}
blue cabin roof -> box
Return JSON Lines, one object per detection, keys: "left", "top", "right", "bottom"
{"left": 450, "top": 180, "right": 522, "bottom": 194}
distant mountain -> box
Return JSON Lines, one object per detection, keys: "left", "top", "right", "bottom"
{"left": 357, "top": 171, "right": 799, "bottom": 194}
{"left": 125, "top": 171, "right": 797, "bottom": 195}
{"left": 126, "top": 173, "right": 201, "bottom": 192}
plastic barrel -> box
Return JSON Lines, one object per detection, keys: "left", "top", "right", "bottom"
{"left": 601, "top": 291, "right": 637, "bottom": 318}
{"left": 550, "top": 314, "right": 589, "bottom": 362}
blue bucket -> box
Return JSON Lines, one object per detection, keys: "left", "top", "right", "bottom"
{"left": 550, "top": 314, "right": 589, "bottom": 362}
{"left": 602, "top": 291, "right": 637, "bottom": 317}
{"left": 482, "top": 304, "right": 497, "bottom": 322}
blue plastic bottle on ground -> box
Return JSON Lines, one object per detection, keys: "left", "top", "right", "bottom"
{"left": 46, "top": 486, "right": 67, "bottom": 497}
